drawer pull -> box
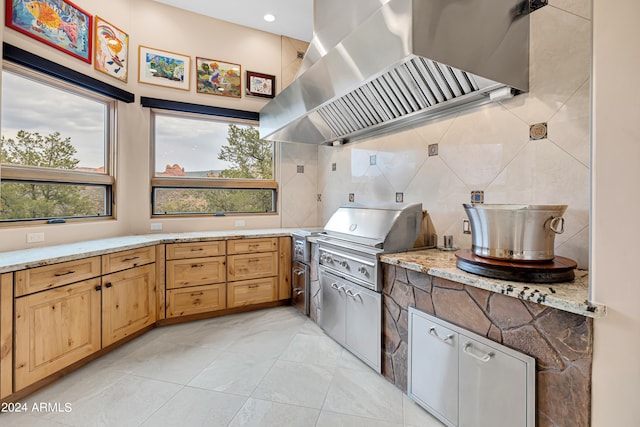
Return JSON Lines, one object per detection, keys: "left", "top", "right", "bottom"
{"left": 191, "top": 264, "right": 204, "bottom": 268}
{"left": 104, "top": 282, "right": 112, "bottom": 288}
{"left": 54, "top": 270, "right": 76, "bottom": 277}
{"left": 463, "top": 342, "right": 494, "bottom": 363}
{"left": 248, "top": 259, "right": 260, "bottom": 263}
{"left": 249, "top": 244, "right": 259, "bottom": 248}
{"left": 429, "top": 327, "right": 454, "bottom": 344}
{"left": 190, "top": 292, "right": 204, "bottom": 297}
{"left": 248, "top": 284, "right": 259, "bottom": 289}
{"left": 191, "top": 248, "right": 204, "bottom": 251}
{"left": 122, "top": 256, "right": 140, "bottom": 262}
{"left": 95, "top": 285, "right": 102, "bottom": 291}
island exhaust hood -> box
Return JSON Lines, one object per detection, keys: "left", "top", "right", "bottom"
{"left": 260, "top": 0, "right": 532, "bottom": 145}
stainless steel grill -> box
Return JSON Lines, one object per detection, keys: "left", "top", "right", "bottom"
{"left": 318, "top": 203, "right": 424, "bottom": 373}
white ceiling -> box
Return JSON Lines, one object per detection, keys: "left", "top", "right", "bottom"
{"left": 152, "top": 0, "right": 314, "bottom": 42}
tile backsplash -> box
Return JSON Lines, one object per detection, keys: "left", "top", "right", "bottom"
{"left": 281, "top": 3, "right": 591, "bottom": 268}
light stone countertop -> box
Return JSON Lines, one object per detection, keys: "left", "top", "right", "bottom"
{"left": 380, "top": 248, "right": 605, "bottom": 319}
{"left": 0, "top": 228, "right": 301, "bottom": 273}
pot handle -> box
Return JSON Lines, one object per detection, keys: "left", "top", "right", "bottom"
{"left": 548, "top": 216, "right": 565, "bottom": 234}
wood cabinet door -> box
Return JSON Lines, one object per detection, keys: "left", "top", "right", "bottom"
{"left": 227, "top": 252, "right": 278, "bottom": 281}
{"left": 166, "top": 256, "right": 226, "bottom": 289}
{"left": 102, "top": 264, "right": 156, "bottom": 347}
{"left": 102, "top": 246, "right": 155, "bottom": 274}
{"left": 14, "top": 278, "right": 101, "bottom": 391}
{"left": 227, "top": 238, "right": 278, "bottom": 255}
{"left": 166, "top": 283, "right": 226, "bottom": 318}
{"left": 278, "top": 237, "right": 292, "bottom": 300}
{"left": 227, "top": 277, "right": 277, "bottom": 308}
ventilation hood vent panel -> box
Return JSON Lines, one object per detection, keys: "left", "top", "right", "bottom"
{"left": 260, "top": 0, "right": 531, "bottom": 145}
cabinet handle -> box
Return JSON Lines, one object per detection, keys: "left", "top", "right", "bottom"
{"left": 248, "top": 259, "right": 259, "bottom": 263}
{"left": 191, "top": 248, "right": 204, "bottom": 251}
{"left": 293, "top": 287, "right": 304, "bottom": 296}
{"left": 293, "top": 269, "right": 305, "bottom": 276}
{"left": 346, "top": 289, "right": 362, "bottom": 301}
{"left": 95, "top": 285, "right": 102, "bottom": 291}
{"left": 191, "top": 264, "right": 204, "bottom": 268}
{"left": 104, "top": 282, "right": 112, "bottom": 288}
{"left": 190, "top": 292, "right": 204, "bottom": 297}
{"left": 54, "top": 270, "right": 76, "bottom": 276}
{"left": 330, "top": 282, "right": 345, "bottom": 292}
{"left": 463, "top": 342, "right": 494, "bottom": 362}
{"left": 429, "top": 327, "right": 454, "bottom": 344}
{"left": 248, "top": 284, "right": 259, "bottom": 289}
{"left": 122, "top": 256, "right": 140, "bottom": 262}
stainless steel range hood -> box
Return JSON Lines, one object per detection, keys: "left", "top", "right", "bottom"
{"left": 260, "top": 0, "right": 531, "bottom": 145}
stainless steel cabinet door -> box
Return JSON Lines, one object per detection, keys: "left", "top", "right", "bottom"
{"left": 458, "top": 337, "right": 529, "bottom": 427}
{"left": 344, "top": 283, "right": 381, "bottom": 372}
{"left": 409, "top": 311, "right": 459, "bottom": 427}
{"left": 320, "top": 269, "right": 346, "bottom": 344}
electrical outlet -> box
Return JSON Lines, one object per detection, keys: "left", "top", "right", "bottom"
{"left": 150, "top": 223, "right": 163, "bottom": 231}
{"left": 428, "top": 144, "right": 438, "bottom": 156}
{"left": 235, "top": 220, "right": 246, "bottom": 227}
{"left": 463, "top": 219, "right": 471, "bottom": 234}
{"left": 27, "top": 232, "right": 45, "bottom": 243}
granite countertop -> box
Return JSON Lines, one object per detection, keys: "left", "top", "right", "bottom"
{"left": 0, "top": 228, "right": 301, "bottom": 273}
{"left": 380, "top": 248, "right": 605, "bottom": 319}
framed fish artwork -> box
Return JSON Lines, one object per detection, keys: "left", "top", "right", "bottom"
{"left": 138, "top": 45, "right": 190, "bottom": 91}
{"left": 5, "top": 0, "right": 93, "bottom": 63}
{"left": 196, "top": 57, "right": 241, "bottom": 98}
{"left": 94, "top": 16, "right": 128, "bottom": 82}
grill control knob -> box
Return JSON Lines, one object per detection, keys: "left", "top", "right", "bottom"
{"left": 339, "top": 260, "right": 348, "bottom": 268}
{"left": 358, "top": 266, "right": 368, "bottom": 276}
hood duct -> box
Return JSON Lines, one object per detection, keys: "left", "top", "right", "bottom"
{"left": 260, "top": 0, "right": 531, "bottom": 145}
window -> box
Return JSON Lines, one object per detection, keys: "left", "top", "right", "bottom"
{"left": 151, "top": 111, "right": 276, "bottom": 216}
{"left": 0, "top": 64, "right": 115, "bottom": 223}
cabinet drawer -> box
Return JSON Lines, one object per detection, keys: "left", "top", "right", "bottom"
{"left": 227, "top": 252, "right": 278, "bottom": 281}
{"left": 102, "top": 246, "right": 155, "bottom": 274}
{"left": 227, "top": 277, "right": 277, "bottom": 308}
{"left": 166, "top": 241, "right": 225, "bottom": 260}
{"left": 167, "top": 256, "right": 226, "bottom": 288}
{"left": 227, "top": 238, "right": 278, "bottom": 255}
{"left": 15, "top": 256, "right": 101, "bottom": 297}
{"left": 166, "top": 283, "right": 226, "bottom": 318}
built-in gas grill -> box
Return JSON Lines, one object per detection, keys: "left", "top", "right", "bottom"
{"left": 318, "top": 203, "right": 423, "bottom": 372}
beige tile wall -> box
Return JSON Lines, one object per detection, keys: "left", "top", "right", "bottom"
{"left": 314, "top": 2, "right": 592, "bottom": 268}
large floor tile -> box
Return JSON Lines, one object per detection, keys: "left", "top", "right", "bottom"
{"left": 188, "top": 351, "right": 276, "bottom": 396}
{"left": 323, "top": 368, "right": 404, "bottom": 423}
{"left": 140, "top": 386, "right": 246, "bottom": 427}
{"left": 0, "top": 413, "right": 71, "bottom": 427}
{"left": 279, "top": 333, "right": 344, "bottom": 367}
{"left": 225, "top": 328, "right": 298, "bottom": 358}
{"left": 316, "top": 410, "right": 403, "bottom": 427}
{"left": 41, "top": 375, "right": 182, "bottom": 427}
{"left": 112, "top": 338, "right": 221, "bottom": 384}
{"left": 227, "top": 398, "right": 320, "bottom": 427}
{"left": 252, "top": 360, "right": 334, "bottom": 409}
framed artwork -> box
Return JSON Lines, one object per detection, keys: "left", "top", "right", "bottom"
{"left": 196, "top": 57, "right": 241, "bottom": 98}
{"left": 246, "top": 71, "right": 275, "bottom": 98}
{"left": 5, "top": 0, "right": 93, "bottom": 63}
{"left": 94, "top": 16, "right": 128, "bottom": 82}
{"left": 138, "top": 45, "right": 190, "bottom": 91}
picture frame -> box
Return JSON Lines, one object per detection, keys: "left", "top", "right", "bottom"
{"left": 138, "top": 45, "right": 190, "bottom": 91}
{"left": 5, "top": 0, "right": 93, "bottom": 63}
{"left": 196, "top": 57, "right": 241, "bottom": 98}
{"left": 94, "top": 16, "right": 129, "bottom": 82}
{"left": 246, "top": 71, "right": 275, "bottom": 98}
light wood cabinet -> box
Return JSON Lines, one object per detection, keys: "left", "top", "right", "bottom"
{"left": 227, "top": 252, "right": 278, "bottom": 282}
{"left": 227, "top": 237, "right": 278, "bottom": 255}
{"left": 166, "top": 256, "right": 226, "bottom": 289}
{"left": 278, "top": 237, "right": 292, "bottom": 300}
{"left": 228, "top": 277, "right": 277, "bottom": 308}
{"left": 166, "top": 283, "right": 226, "bottom": 318}
{"left": 102, "top": 264, "right": 156, "bottom": 347}
{"left": 14, "top": 278, "right": 102, "bottom": 391}
{"left": 15, "top": 256, "right": 101, "bottom": 297}
{"left": 1, "top": 273, "right": 13, "bottom": 399}
{"left": 102, "top": 246, "right": 155, "bottom": 274}
{"left": 167, "top": 241, "right": 225, "bottom": 260}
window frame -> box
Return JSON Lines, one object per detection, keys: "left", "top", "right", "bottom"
{"left": 150, "top": 109, "right": 278, "bottom": 218}
{"left": 0, "top": 62, "right": 117, "bottom": 226}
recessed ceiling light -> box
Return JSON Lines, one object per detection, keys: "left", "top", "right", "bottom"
{"left": 263, "top": 13, "right": 276, "bottom": 22}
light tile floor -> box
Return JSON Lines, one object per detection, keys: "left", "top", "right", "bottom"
{"left": 1, "top": 306, "right": 445, "bottom": 427}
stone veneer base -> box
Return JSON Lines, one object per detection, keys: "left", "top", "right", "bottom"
{"left": 383, "top": 265, "right": 593, "bottom": 427}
